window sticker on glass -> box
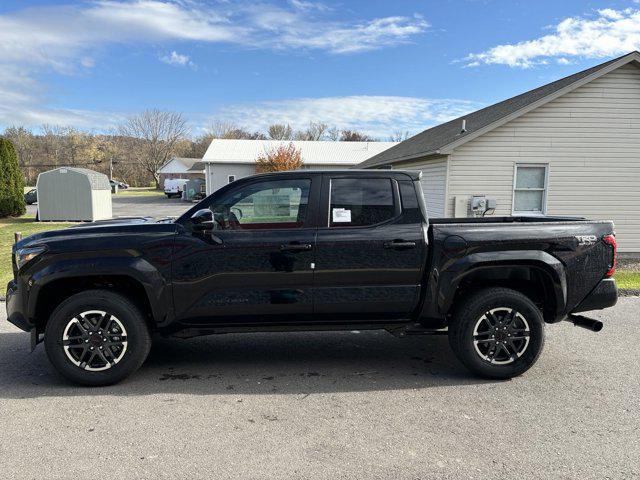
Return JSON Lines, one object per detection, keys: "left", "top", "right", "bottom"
{"left": 332, "top": 208, "right": 351, "bottom": 223}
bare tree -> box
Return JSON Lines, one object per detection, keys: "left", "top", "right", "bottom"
{"left": 295, "top": 122, "right": 328, "bottom": 141}
{"left": 326, "top": 126, "right": 340, "bottom": 141}
{"left": 118, "top": 109, "right": 188, "bottom": 187}
{"left": 205, "top": 121, "right": 241, "bottom": 139}
{"left": 3, "top": 126, "right": 37, "bottom": 184}
{"left": 224, "top": 128, "right": 266, "bottom": 140}
{"left": 255, "top": 143, "right": 303, "bottom": 173}
{"left": 389, "top": 130, "right": 410, "bottom": 142}
{"left": 339, "top": 130, "right": 375, "bottom": 142}
{"left": 268, "top": 124, "right": 293, "bottom": 140}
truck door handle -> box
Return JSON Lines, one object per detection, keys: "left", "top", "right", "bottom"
{"left": 384, "top": 240, "right": 417, "bottom": 250}
{"left": 280, "top": 242, "right": 312, "bottom": 252}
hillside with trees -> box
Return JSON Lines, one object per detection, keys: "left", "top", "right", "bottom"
{"left": 1, "top": 114, "right": 393, "bottom": 187}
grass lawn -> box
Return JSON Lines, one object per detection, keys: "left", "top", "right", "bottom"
{"left": 0, "top": 216, "right": 73, "bottom": 287}
{"left": 614, "top": 271, "right": 640, "bottom": 290}
{"left": 114, "top": 187, "right": 164, "bottom": 197}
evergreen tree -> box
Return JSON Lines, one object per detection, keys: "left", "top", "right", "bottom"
{"left": 0, "top": 138, "right": 26, "bottom": 217}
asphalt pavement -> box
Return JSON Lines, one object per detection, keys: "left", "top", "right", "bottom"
{"left": 26, "top": 194, "right": 191, "bottom": 220}
{"left": 0, "top": 299, "right": 638, "bottom": 479}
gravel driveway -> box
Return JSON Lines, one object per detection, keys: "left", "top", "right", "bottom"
{"left": 0, "top": 298, "right": 638, "bottom": 479}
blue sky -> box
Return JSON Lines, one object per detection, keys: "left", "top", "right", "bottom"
{"left": 2, "top": 0, "right": 640, "bottom": 138}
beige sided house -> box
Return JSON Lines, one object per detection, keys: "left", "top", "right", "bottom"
{"left": 157, "top": 157, "right": 205, "bottom": 189}
{"left": 359, "top": 51, "right": 640, "bottom": 253}
{"left": 202, "top": 139, "right": 398, "bottom": 195}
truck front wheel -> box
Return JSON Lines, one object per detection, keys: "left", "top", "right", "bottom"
{"left": 44, "top": 289, "right": 152, "bottom": 386}
{"left": 448, "top": 287, "right": 545, "bottom": 379}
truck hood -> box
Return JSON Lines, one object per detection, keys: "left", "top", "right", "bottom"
{"left": 16, "top": 217, "right": 177, "bottom": 248}
{"left": 66, "top": 216, "right": 156, "bottom": 229}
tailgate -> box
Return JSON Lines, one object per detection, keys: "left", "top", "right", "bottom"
{"left": 553, "top": 222, "right": 616, "bottom": 312}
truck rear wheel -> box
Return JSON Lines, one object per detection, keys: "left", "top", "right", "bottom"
{"left": 448, "top": 287, "right": 545, "bottom": 379}
{"left": 44, "top": 289, "right": 152, "bottom": 386}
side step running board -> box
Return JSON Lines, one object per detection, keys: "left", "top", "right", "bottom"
{"left": 387, "top": 322, "right": 448, "bottom": 337}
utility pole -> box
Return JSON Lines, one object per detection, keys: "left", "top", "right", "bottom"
{"left": 109, "top": 157, "right": 113, "bottom": 180}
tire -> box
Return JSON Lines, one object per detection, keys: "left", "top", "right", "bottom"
{"left": 44, "top": 289, "right": 152, "bottom": 386}
{"left": 448, "top": 287, "right": 545, "bottom": 379}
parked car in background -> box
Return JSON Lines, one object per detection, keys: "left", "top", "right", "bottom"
{"left": 164, "top": 178, "right": 188, "bottom": 198}
{"left": 110, "top": 179, "right": 129, "bottom": 190}
{"left": 6, "top": 170, "right": 618, "bottom": 386}
{"left": 24, "top": 188, "right": 37, "bottom": 205}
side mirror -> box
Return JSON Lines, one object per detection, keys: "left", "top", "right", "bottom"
{"left": 191, "top": 209, "right": 213, "bottom": 226}
{"left": 190, "top": 209, "right": 223, "bottom": 245}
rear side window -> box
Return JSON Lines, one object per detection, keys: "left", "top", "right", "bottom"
{"left": 329, "top": 178, "right": 395, "bottom": 227}
{"left": 398, "top": 180, "right": 422, "bottom": 223}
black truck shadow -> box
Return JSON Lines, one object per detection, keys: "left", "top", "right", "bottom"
{"left": 0, "top": 330, "right": 497, "bottom": 398}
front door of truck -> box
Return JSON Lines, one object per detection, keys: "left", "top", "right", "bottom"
{"left": 313, "top": 173, "right": 427, "bottom": 322}
{"left": 172, "top": 175, "right": 320, "bottom": 325}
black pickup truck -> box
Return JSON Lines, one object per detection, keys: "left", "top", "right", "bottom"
{"left": 6, "top": 170, "right": 618, "bottom": 385}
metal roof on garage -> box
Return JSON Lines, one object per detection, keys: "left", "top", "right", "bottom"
{"left": 202, "top": 139, "right": 398, "bottom": 165}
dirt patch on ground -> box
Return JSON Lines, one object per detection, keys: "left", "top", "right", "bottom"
{"left": 618, "top": 257, "right": 640, "bottom": 272}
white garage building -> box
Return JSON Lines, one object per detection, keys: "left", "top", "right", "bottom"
{"left": 157, "top": 157, "right": 205, "bottom": 189}
{"left": 359, "top": 51, "right": 640, "bottom": 253}
{"left": 202, "top": 139, "right": 398, "bottom": 195}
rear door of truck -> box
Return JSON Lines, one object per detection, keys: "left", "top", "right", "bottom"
{"left": 313, "top": 171, "right": 427, "bottom": 322}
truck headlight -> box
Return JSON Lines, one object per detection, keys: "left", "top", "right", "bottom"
{"left": 14, "top": 246, "right": 46, "bottom": 270}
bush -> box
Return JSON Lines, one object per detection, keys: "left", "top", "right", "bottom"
{"left": 0, "top": 138, "right": 26, "bottom": 217}
{"left": 255, "top": 143, "right": 303, "bottom": 173}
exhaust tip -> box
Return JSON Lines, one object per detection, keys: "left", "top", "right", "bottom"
{"left": 568, "top": 314, "right": 603, "bottom": 332}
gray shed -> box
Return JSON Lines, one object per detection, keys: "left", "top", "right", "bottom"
{"left": 183, "top": 177, "right": 206, "bottom": 201}
{"left": 36, "top": 167, "right": 112, "bottom": 221}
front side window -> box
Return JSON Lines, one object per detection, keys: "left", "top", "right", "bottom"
{"left": 329, "top": 178, "right": 395, "bottom": 227}
{"left": 211, "top": 179, "right": 310, "bottom": 230}
{"left": 513, "top": 164, "right": 548, "bottom": 215}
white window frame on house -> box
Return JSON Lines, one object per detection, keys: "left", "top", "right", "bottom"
{"left": 228, "top": 175, "right": 236, "bottom": 183}
{"left": 512, "top": 163, "right": 549, "bottom": 216}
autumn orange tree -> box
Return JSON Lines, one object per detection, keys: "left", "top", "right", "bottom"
{"left": 255, "top": 142, "right": 303, "bottom": 173}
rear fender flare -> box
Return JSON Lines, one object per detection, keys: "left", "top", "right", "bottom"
{"left": 437, "top": 250, "right": 567, "bottom": 320}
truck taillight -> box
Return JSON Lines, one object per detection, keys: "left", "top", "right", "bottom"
{"left": 603, "top": 234, "right": 617, "bottom": 278}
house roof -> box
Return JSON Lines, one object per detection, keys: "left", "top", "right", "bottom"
{"left": 359, "top": 51, "right": 640, "bottom": 168}
{"left": 202, "top": 139, "right": 398, "bottom": 165}
{"left": 187, "top": 161, "right": 205, "bottom": 172}
{"left": 158, "top": 157, "right": 201, "bottom": 173}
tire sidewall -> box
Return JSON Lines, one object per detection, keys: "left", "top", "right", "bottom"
{"left": 452, "top": 290, "right": 545, "bottom": 379}
{"left": 44, "top": 291, "right": 150, "bottom": 386}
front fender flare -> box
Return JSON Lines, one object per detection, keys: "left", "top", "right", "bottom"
{"left": 26, "top": 255, "right": 171, "bottom": 324}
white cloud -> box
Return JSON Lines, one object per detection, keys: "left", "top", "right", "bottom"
{"left": 208, "top": 95, "right": 483, "bottom": 139}
{"left": 275, "top": 15, "right": 429, "bottom": 54}
{"left": 288, "top": 0, "right": 331, "bottom": 12}
{"left": 0, "top": 1, "right": 428, "bottom": 70}
{"left": 0, "top": 67, "right": 124, "bottom": 129}
{"left": 0, "top": 1, "right": 428, "bottom": 128}
{"left": 466, "top": 8, "right": 640, "bottom": 68}
{"left": 160, "top": 51, "right": 194, "bottom": 67}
